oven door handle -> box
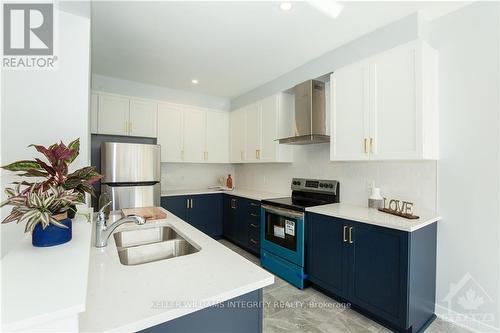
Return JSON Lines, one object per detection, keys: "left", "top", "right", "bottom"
{"left": 261, "top": 204, "right": 305, "bottom": 219}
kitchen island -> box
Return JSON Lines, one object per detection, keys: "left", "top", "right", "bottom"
{"left": 79, "top": 208, "right": 273, "bottom": 332}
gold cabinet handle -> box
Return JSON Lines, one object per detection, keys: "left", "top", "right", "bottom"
{"left": 348, "top": 226, "right": 353, "bottom": 244}
{"left": 255, "top": 149, "right": 261, "bottom": 160}
{"left": 343, "top": 226, "right": 348, "bottom": 243}
{"left": 203, "top": 151, "right": 208, "bottom": 160}
{"left": 250, "top": 203, "right": 259, "bottom": 207}
{"left": 364, "top": 138, "right": 369, "bottom": 154}
{"left": 186, "top": 199, "right": 190, "bottom": 209}
{"left": 190, "top": 199, "right": 193, "bottom": 208}
{"left": 250, "top": 223, "right": 259, "bottom": 228}
{"left": 231, "top": 199, "right": 236, "bottom": 209}
{"left": 370, "top": 137, "right": 374, "bottom": 153}
{"left": 250, "top": 213, "right": 259, "bottom": 217}
{"left": 250, "top": 238, "right": 258, "bottom": 245}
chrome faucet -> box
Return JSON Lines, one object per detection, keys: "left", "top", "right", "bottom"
{"left": 95, "top": 201, "right": 146, "bottom": 248}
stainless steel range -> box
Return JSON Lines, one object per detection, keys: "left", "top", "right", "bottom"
{"left": 260, "top": 178, "right": 339, "bottom": 289}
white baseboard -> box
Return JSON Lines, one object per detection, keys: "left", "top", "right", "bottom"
{"left": 435, "top": 304, "right": 500, "bottom": 333}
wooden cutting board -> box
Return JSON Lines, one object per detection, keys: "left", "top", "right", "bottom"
{"left": 121, "top": 207, "right": 167, "bottom": 221}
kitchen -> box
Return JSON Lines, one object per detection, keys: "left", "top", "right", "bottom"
{"left": 1, "top": 1, "right": 499, "bottom": 333}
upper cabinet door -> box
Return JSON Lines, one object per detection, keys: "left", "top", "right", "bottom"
{"left": 259, "top": 95, "right": 278, "bottom": 162}
{"left": 90, "top": 93, "right": 98, "bottom": 134}
{"left": 330, "top": 40, "right": 438, "bottom": 161}
{"left": 183, "top": 107, "right": 206, "bottom": 162}
{"left": 129, "top": 99, "right": 158, "bottom": 138}
{"left": 245, "top": 103, "right": 261, "bottom": 162}
{"left": 206, "top": 110, "right": 229, "bottom": 163}
{"left": 230, "top": 108, "right": 246, "bottom": 163}
{"left": 369, "top": 43, "right": 420, "bottom": 160}
{"left": 331, "top": 62, "right": 370, "bottom": 161}
{"left": 98, "top": 94, "right": 130, "bottom": 135}
{"left": 157, "top": 103, "right": 184, "bottom": 162}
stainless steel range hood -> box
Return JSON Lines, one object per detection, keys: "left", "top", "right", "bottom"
{"left": 278, "top": 80, "right": 329, "bottom": 145}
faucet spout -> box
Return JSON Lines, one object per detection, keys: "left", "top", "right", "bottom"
{"left": 95, "top": 213, "right": 146, "bottom": 248}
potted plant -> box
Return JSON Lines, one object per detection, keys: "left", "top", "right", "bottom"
{"left": 1, "top": 139, "right": 102, "bottom": 247}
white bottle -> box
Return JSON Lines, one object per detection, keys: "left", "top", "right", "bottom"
{"left": 368, "top": 182, "right": 384, "bottom": 209}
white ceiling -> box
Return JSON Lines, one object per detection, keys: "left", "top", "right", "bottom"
{"left": 91, "top": 1, "right": 469, "bottom": 99}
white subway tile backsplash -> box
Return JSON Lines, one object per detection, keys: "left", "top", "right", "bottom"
{"left": 234, "top": 145, "right": 437, "bottom": 213}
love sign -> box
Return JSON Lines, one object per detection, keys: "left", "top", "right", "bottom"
{"left": 378, "top": 198, "right": 419, "bottom": 219}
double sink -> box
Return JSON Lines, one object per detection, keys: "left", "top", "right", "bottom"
{"left": 113, "top": 226, "right": 200, "bottom": 266}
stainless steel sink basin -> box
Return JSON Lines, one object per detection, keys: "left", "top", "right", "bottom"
{"left": 114, "top": 226, "right": 180, "bottom": 248}
{"left": 113, "top": 226, "right": 200, "bottom": 266}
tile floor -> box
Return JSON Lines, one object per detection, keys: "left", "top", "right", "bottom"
{"left": 218, "top": 239, "right": 471, "bottom": 333}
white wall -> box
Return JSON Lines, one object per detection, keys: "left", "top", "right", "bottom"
{"left": 1, "top": 5, "right": 91, "bottom": 257}
{"left": 161, "top": 163, "right": 234, "bottom": 192}
{"left": 430, "top": 2, "right": 500, "bottom": 331}
{"left": 92, "top": 74, "right": 231, "bottom": 111}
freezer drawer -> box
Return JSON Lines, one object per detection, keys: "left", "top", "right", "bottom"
{"left": 101, "top": 142, "right": 161, "bottom": 183}
{"left": 102, "top": 183, "right": 160, "bottom": 210}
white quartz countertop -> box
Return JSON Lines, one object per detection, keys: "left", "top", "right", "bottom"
{"left": 1, "top": 210, "right": 93, "bottom": 332}
{"left": 161, "top": 188, "right": 288, "bottom": 201}
{"left": 79, "top": 208, "right": 274, "bottom": 333}
{"left": 306, "top": 203, "right": 440, "bottom": 232}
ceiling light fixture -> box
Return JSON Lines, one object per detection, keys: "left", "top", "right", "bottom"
{"left": 308, "top": 0, "right": 343, "bottom": 19}
{"left": 280, "top": 2, "right": 292, "bottom": 11}
{"left": 191, "top": 79, "right": 199, "bottom": 84}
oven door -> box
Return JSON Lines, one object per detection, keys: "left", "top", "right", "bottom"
{"left": 260, "top": 204, "right": 305, "bottom": 266}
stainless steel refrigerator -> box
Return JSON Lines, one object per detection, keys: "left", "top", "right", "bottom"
{"left": 100, "top": 142, "right": 161, "bottom": 210}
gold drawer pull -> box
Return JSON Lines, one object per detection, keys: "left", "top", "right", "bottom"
{"left": 250, "top": 223, "right": 259, "bottom": 228}
{"left": 343, "top": 226, "right": 348, "bottom": 242}
{"left": 348, "top": 226, "right": 353, "bottom": 244}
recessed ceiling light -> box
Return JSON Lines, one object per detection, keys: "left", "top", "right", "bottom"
{"left": 191, "top": 79, "right": 199, "bottom": 84}
{"left": 280, "top": 2, "right": 292, "bottom": 11}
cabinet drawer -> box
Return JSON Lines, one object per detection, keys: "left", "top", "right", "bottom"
{"left": 248, "top": 201, "right": 261, "bottom": 214}
{"left": 248, "top": 228, "right": 260, "bottom": 254}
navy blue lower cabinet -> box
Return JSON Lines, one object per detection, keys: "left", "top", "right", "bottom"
{"left": 223, "top": 195, "right": 261, "bottom": 255}
{"left": 306, "top": 213, "right": 348, "bottom": 299}
{"left": 161, "top": 196, "right": 188, "bottom": 220}
{"left": 189, "top": 194, "right": 223, "bottom": 238}
{"left": 161, "top": 194, "right": 223, "bottom": 238}
{"left": 139, "top": 289, "right": 263, "bottom": 333}
{"left": 348, "top": 221, "right": 409, "bottom": 329}
{"left": 306, "top": 213, "right": 437, "bottom": 333}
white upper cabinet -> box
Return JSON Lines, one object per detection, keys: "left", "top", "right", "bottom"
{"left": 331, "top": 62, "right": 369, "bottom": 161}
{"left": 97, "top": 94, "right": 130, "bottom": 135}
{"left": 157, "top": 103, "right": 184, "bottom": 162}
{"left": 230, "top": 93, "right": 293, "bottom": 163}
{"left": 331, "top": 40, "right": 438, "bottom": 161}
{"left": 93, "top": 92, "right": 157, "bottom": 138}
{"left": 129, "top": 99, "right": 157, "bottom": 138}
{"left": 245, "top": 103, "right": 261, "bottom": 162}
{"left": 206, "top": 110, "right": 229, "bottom": 163}
{"left": 183, "top": 107, "right": 206, "bottom": 162}
{"left": 230, "top": 107, "right": 246, "bottom": 163}
{"left": 157, "top": 103, "right": 230, "bottom": 163}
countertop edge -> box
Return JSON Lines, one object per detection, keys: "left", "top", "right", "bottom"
{"left": 108, "top": 277, "right": 274, "bottom": 333}
{"left": 305, "top": 204, "right": 441, "bottom": 232}
{"left": 160, "top": 188, "right": 288, "bottom": 201}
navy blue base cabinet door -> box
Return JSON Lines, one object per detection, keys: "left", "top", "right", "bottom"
{"left": 189, "top": 194, "right": 223, "bottom": 238}
{"left": 348, "top": 221, "right": 409, "bottom": 329}
{"left": 161, "top": 196, "right": 188, "bottom": 221}
{"left": 307, "top": 213, "right": 348, "bottom": 299}
{"left": 223, "top": 195, "right": 237, "bottom": 242}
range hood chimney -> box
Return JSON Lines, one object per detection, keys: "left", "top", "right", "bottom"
{"left": 278, "top": 80, "right": 330, "bottom": 145}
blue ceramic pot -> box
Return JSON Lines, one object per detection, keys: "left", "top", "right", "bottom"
{"left": 32, "top": 218, "right": 72, "bottom": 247}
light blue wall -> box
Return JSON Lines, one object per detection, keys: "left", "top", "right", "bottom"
{"left": 92, "top": 74, "right": 231, "bottom": 110}
{"left": 230, "top": 13, "right": 424, "bottom": 110}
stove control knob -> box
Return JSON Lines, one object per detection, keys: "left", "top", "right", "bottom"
{"left": 319, "top": 183, "right": 324, "bottom": 188}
